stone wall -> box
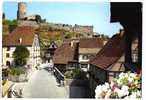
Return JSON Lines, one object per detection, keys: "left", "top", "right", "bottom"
{"left": 8, "top": 74, "right": 28, "bottom": 82}
{"left": 17, "top": 2, "right": 27, "bottom": 20}
{"left": 65, "top": 78, "right": 90, "bottom": 98}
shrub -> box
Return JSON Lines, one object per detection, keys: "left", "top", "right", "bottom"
{"left": 64, "top": 71, "right": 73, "bottom": 79}
{"left": 9, "top": 67, "right": 26, "bottom": 76}
{"left": 13, "top": 46, "right": 30, "bottom": 66}
{"left": 64, "top": 68, "right": 87, "bottom": 80}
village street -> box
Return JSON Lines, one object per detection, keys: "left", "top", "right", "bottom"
{"left": 21, "top": 68, "right": 68, "bottom": 98}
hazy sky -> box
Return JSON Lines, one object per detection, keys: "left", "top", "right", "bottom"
{"left": 3, "top": 2, "right": 123, "bottom": 37}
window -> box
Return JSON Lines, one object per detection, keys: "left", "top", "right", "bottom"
{"left": 52, "top": 45, "right": 55, "bottom": 48}
{"left": 114, "top": 73, "right": 120, "bottom": 78}
{"left": 6, "top": 61, "right": 10, "bottom": 67}
{"left": 6, "top": 53, "right": 10, "bottom": 57}
{"left": 7, "top": 47, "right": 10, "bottom": 51}
{"left": 132, "top": 53, "right": 138, "bottom": 62}
{"left": 132, "top": 50, "right": 138, "bottom": 62}
{"left": 108, "top": 72, "right": 114, "bottom": 76}
{"left": 108, "top": 72, "right": 121, "bottom": 82}
{"left": 82, "top": 55, "right": 89, "bottom": 60}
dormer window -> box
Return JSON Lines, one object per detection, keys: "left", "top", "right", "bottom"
{"left": 19, "top": 38, "right": 22, "bottom": 44}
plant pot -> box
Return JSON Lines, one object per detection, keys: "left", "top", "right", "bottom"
{"left": 8, "top": 74, "right": 27, "bottom": 82}
{"left": 65, "top": 78, "right": 90, "bottom": 98}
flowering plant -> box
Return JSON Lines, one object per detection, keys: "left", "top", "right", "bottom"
{"left": 95, "top": 72, "right": 141, "bottom": 99}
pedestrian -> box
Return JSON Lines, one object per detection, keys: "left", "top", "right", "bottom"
{"left": 19, "top": 88, "right": 22, "bottom": 96}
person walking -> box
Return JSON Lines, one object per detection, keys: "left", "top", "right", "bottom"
{"left": 49, "top": 60, "right": 54, "bottom": 75}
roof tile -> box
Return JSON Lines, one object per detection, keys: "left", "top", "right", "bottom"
{"left": 79, "top": 38, "right": 104, "bottom": 48}
{"left": 90, "top": 34, "right": 125, "bottom": 70}
{"left": 3, "top": 26, "right": 36, "bottom": 46}
{"left": 53, "top": 41, "right": 78, "bottom": 64}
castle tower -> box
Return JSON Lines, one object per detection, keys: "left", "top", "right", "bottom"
{"left": 17, "top": 2, "right": 26, "bottom": 20}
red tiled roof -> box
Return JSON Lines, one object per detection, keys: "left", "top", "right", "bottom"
{"left": 3, "top": 26, "right": 36, "bottom": 46}
{"left": 90, "top": 34, "right": 125, "bottom": 70}
{"left": 53, "top": 41, "right": 78, "bottom": 64}
{"left": 79, "top": 38, "right": 104, "bottom": 48}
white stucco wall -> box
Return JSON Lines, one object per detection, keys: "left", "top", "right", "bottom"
{"left": 3, "top": 47, "right": 14, "bottom": 68}
{"left": 2, "top": 34, "right": 41, "bottom": 70}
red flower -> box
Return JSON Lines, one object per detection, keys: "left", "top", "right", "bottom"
{"left": 112, "top": 84, "right": 120, "bottom": 91}
{"left": 136, "top": 68, "right": 141, "bottom": 74}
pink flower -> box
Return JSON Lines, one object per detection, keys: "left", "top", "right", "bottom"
{"left": 112, "top": 84, "right": 120, "bottom": 91}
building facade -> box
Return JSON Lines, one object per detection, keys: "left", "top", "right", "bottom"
{"left": 79, "top": 38, "right": 106, "bottom": 72}
{"left": 2, "top": 26, "right": 41, "bottom": 70}
{"left": 53, "top": 39, "right": 79, "bottom": 73}
{"left": 89, "top": 32, "right": 139, "bottom": 97}
{"left": 73, "top": 24, "right": 94, "bottom": 37}
{"left": 110, "top": 2, "right": 142, "bottom": 71}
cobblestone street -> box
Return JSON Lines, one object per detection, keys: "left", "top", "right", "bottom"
{"left": 22, "top": 69, "right": 68, "bottom": 98}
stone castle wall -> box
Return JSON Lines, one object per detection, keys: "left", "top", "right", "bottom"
{"left": 49, "top": 23, "right": 94, "bottom": 34}
{"left": 16, "top": 2, "right": 94, "bottom": 35}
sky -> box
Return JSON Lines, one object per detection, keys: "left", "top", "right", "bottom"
{"left": 3, "top": 2, "right": 123, "bottom": 37}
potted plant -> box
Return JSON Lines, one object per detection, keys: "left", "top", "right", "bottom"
{"left": 8, "top": 67, "right": 26, "bottom": 82}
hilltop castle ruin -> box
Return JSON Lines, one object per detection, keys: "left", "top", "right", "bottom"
{"left": 16, "top": 2, "right": 94, "bottom": 37}
{"left": 17, "top": 2, "right": 27, "bottom": 20}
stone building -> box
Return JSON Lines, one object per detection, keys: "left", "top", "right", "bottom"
{"left": 49, "top": 23, "right": 94, "bottom": 36}
{"left": 16, "top": 2, "right": 94, "bottom": 37}
{"left": 17, "top": 2, "right": 27, "bottom": 20}
{"left": 53, "top": 23, "right": 73, "bottom": 31}
{"left": 73, "top": 24, "right": 94, "bottom": 37}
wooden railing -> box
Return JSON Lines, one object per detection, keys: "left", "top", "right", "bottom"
{"left": 54, "top": 67, "right": 65, "bottom": 86}
{"left": 11, "top": 90, "right": 22, "bottom": 98}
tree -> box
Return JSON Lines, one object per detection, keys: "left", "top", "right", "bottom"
{"left": 3, "top": 20, "right": 11, "bottom": 25}
{"left": 2, "top": 19, "right": 18, "bottom": 33}
{"left": 64, "top": 32, "right": 72, "bottom": 39}
{"left": 3, "top": 19, "right": 18, "bottom": 26}
{"left": 9, "top": 24, "right": 17, "bottom": 32}
{"left": 13, "top": 46, "right": 30, "bottom": 67}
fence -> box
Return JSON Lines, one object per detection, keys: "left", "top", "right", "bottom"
{"left": 54, "top": 67, "right": 65, "bottom": 86}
